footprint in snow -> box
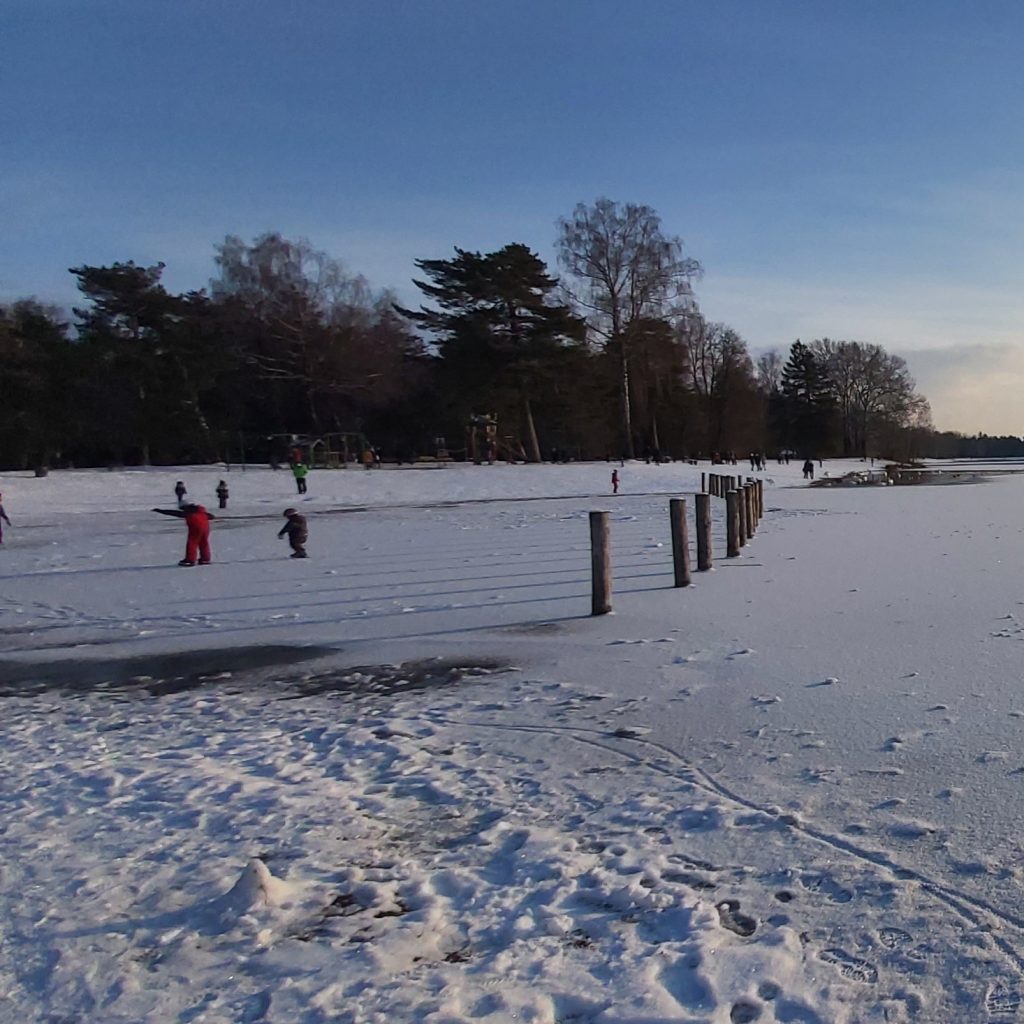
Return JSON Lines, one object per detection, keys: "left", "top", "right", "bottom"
{"left": 800, "top": 874, "right": 853, "bottom": 903}
{"left": 887, "top": 819, "right": 936, "bottom": 840}
{"left": 986, "top": 982, "right": 1022, "bottom": 1017}
{"left": 730, "top": 1001, "right": 762, "bottom": 1023}
{"left": 877, "top": 927, "right": 913, "bottom": 950}
{"left": 978, "top": 751, "right": 1010, "bottom": 764}
{"left": 818, "top": 948, "right": 878, "bottom": 983}
{"left": 716, "top": 899, "right": 757, "bottom": 937}
{"left": 610, "top": 726, "right": 651, "bottom": 739}
{"left": 726, "top": 648, "right": 754, "bottom": 660}
{"left": 751, "top": 694, "right": 781, "bottom": 706}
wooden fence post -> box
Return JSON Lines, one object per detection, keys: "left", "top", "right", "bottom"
{"left": 670, "top": 498, "right": 692, "bottom": 587}
{"left": 590, "top": 511, "right": 612, "bottom": 615}
{"left": 696, "top": 492, "right": 712, "bottom": 571}
{"left": 745, "top": 483, "right": 756, "bottom": 537}
{"left": 756, "top": 479, "right": 763, "bottom": 520}
{"left": 701, "top": 471, "right": 706, "bottom": 493}
{"left": 737, "top": 483, "right": 748, "bottom": 547}
{"left": 726, "top": 490, "right": 740, "bottom": 557}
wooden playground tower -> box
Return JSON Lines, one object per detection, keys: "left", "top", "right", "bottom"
{"left": 466, "top": 413, "right": 527, "bottom": 464}
{"left": 269, "top": 432, "right": 369, "bottom": 468}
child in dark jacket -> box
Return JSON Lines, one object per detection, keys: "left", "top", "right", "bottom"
{"left": 154, "top": 503, "right": 215, "bottom": 565}
{"left": 278, "top": 508, "right": 308, "bottom": 558}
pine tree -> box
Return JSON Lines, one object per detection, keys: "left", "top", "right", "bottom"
{"left": 399, "top": 244, "right": 585, "bottom": 462}
{"left": 780, "top": 341, "right": 837, "bottom": 456}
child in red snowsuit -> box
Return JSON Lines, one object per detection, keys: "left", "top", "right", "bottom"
{"left": 153, "top": 503, "right": 215, "bottom": 565}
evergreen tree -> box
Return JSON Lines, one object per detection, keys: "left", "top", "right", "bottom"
{"left": 399, "top": 244, "right": 585, "bottom": 462}
{"left": 780, "top": 340, "right": 837, "bottom": 455}
{"left": 70, "top": 262, "right": 222, "bottom": 463}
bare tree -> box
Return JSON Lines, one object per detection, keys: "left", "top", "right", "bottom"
{"left": 211, "top": 233, "right": 412, "bottom": 432}
{"left": 682, "top": 318, "right": 756, "bottom": 452}
{"left": 756, "top": 349, "right": 784, "bottom": 394}
{"left": 555, "top": 198, "right": 702, "bottom": 458}
{"left": 811, "top": 339, "right": 921, "bottom": 457}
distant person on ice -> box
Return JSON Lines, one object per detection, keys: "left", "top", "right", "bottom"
{"left": 174, "top": 480, "right": 187, "bottom": 506}
{"left": 0, "top": 494, "right": 11, "bottom": 544}
{"left": 803, "top": 459, "right": 815, "bottom": 480}
{"left": 278, "top": 508, "right": 308, "bottom": 558}
{"left": 216, "top": 479, "right": 229, "bottom": 509}
{"left": 611, "top": 469, "right": 619, "bottom": 495}
{"left": 292, "top": 462, "right": 309, "bottom": 494}
{"left": 153, "top": 502, "right": 215, "bottom": 566}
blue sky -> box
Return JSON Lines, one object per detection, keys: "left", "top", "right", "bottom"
{"left": 5, "top": 0, "right": 1024, "bottom": 433}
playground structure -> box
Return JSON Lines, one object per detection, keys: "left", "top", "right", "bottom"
{"left": 252, "top": 416, "right": 529, "bottom": 469}
{"left": 265, "top": 432, "right": 370, "bottom": 468}
{"left": 466, "top": 413, "right": 528, "bottom": 465}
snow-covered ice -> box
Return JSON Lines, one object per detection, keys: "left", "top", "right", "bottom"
{"left": 4, "top": 458, "right": 1024, "bottom": 1021}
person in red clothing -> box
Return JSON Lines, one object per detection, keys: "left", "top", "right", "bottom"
{"left": 153, "top": 502, "right": 215, "bottom": 566}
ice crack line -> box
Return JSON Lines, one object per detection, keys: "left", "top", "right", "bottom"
{"left": 436, "top": 716, "right": 1024, "bottom": 974}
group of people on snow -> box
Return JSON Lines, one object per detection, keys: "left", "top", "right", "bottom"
{"left": 175, "top": 479, "right": 233, "bottom": 509}
{"left": 157, "top": 479, "right": 309, "bottom": 566}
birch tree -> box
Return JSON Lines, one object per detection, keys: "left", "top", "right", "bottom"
{"left": 556, "top": 198, "right": 702, "bottom": 458}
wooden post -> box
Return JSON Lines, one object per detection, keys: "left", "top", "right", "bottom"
{"left": 670, "top": 498, "right": 692, "bottom": 587}
{"left": 701, "top": 471, "right": 706, "bottom": 493}
{"left": 745, "top": 483, "right": 756, "bottom": 537}
{"left": 757, "top": 479, "right": 764, "bottom": 519}
{"left": 726, "top": 490, "right": 740, "bottom": 557}
{"left": 590, "top": 511, "right": 612, "bottom": 615}
{"left": 696, "top": 493, "right": 712, "bottom": 571}
{"left": 737, "top": 483, "right": 748, "bottom": 547}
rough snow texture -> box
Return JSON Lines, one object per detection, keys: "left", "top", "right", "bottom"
{"left": 3, "top": 458, "right": 1024, "bottom": 1022}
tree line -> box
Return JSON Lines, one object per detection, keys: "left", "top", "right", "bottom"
{"left": 0, "top": 197, "right": 1005, "bottom": 470}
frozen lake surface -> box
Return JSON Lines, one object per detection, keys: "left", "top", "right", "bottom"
{"left": 4, "top": 459, "right": 1024, "bottom": 1022}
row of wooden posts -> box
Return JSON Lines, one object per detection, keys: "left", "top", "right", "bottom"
{"left": 589, "top": 474, "right": 765, "bottom": 615}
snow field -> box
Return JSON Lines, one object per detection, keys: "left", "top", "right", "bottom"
{"left": 4, "top": 460, "right": 1024, "bottom": 1021}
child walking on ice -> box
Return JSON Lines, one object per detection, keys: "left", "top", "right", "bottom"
{"left": 278, "top": 508, "right": 308, "bottom": 558}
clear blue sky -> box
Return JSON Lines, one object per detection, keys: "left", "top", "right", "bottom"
{"left": 6, "top": 0, "right": 1024, "bottom": 433}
